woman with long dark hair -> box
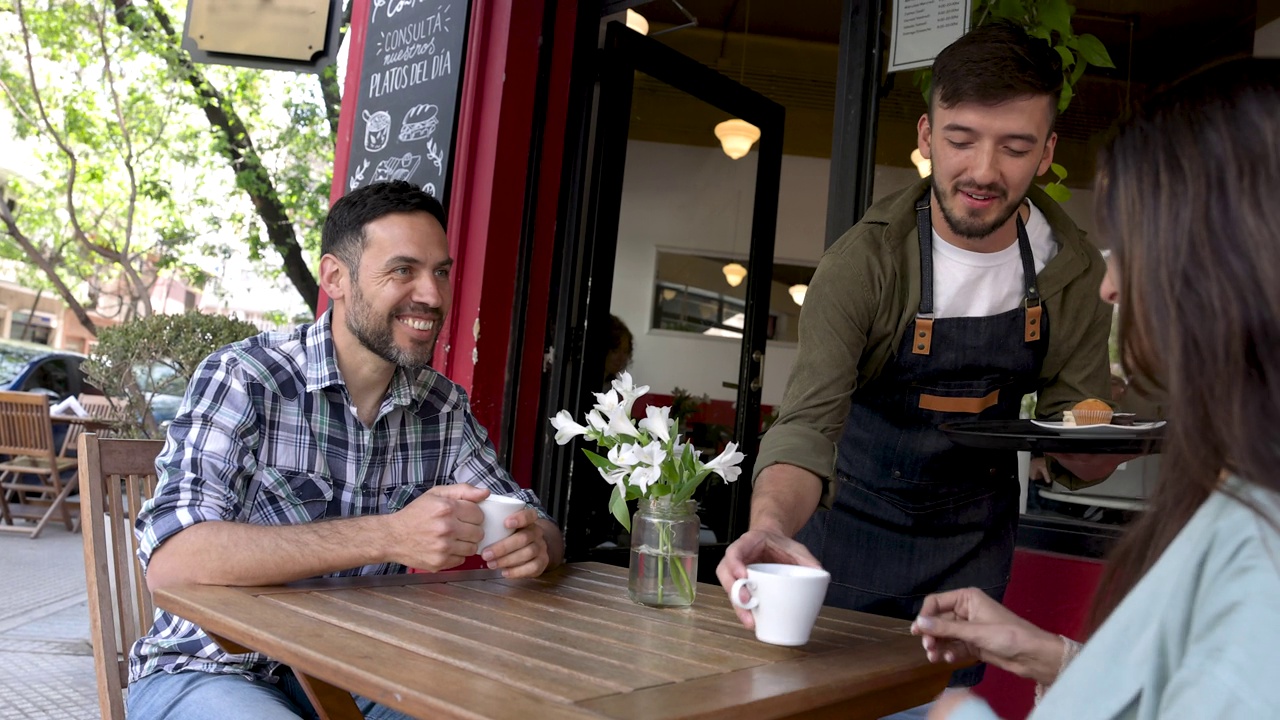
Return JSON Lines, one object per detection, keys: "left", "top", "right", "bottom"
{"left": 912, "top": 56, "right": 1280, "bottom": 719}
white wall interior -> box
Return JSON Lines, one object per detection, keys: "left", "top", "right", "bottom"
{"left": 611, "top": 139, "right": 1096, "bottom": 408}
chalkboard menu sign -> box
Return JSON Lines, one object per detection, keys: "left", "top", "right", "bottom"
{"left": 345, "top": 1, "right": 471, "bottom": 207}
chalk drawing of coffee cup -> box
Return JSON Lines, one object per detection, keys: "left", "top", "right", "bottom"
{"left": 363, "top": 110, "right": 391, "bottom": 152}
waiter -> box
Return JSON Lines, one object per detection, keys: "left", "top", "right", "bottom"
{"left": 717, "top": 23, "right": 1122, "bottom": 692}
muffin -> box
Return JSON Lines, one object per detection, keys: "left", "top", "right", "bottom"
{"left": 1069, "top": 398, "right": 1114, "bottom": 426}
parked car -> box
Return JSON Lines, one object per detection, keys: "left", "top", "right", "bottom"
{"left": 0, "top": 338, "right": 95, "bottom": 401}
{"left": 0, "top": 338, "right": 184, "bottom": 426}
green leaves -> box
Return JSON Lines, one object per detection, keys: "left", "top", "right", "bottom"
{"left": 0, "top": 0, "right": 336, "bottom": 315}
{"left": 1074, "top": 34, "right": 1114, "bottom": 68}
{"left": 81, "top": 312, "right": 259, "bottom": 437}
{"left": 1036, "top": 0, "right": 1073, "bottom": 39}
{"left": 993, "top": 0, "right": 1027, "bottom": 21}
{"left": 610, "top": 485, "right": 631, "bottom": 532}
{"left": 1042, "top": 163, "right": 1071, "bottom": 202}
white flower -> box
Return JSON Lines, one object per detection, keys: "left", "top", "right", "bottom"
{"left": 593, "top": 389, "right": 622, "bottom": 414}
{"left": 671, "top": 437, "right": 691, "bottom": 458}
{"left": 705, "top": 442, "right": 745, "bottom": 484}
{"left": 549, "top": 410, "right": 589, "bottom": 445}
{"left": 628, "top": 465, "right": 660, "bottom": 494}
{"left": 598, "top": 465, "right": 629, "bottom": 490}
{"left": 638, "top": 405, "right": 673, "bottom": 443}
{"left": 608, "top": 443, "right": 640, "bottom": 468}
{"left": 611, "top": 371, "right": 650, "bottom": 415}
{"left": 633, "top": 440, "right": 667, "bottom": 468}
{"left": 586, "top": 409, "right": 609, "bottom": 434}
{"left": 605, "top": 406, "right": 640, "bottom": 439}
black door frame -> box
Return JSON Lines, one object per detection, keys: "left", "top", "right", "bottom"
{"left": 537, "top": 19, "right": 785, "bottom": 563}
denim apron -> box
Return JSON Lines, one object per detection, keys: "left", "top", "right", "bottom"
{"left": 796, "top": 191, "right": 1048, "bottom": 686}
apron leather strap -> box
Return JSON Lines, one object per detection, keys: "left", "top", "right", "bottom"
{"left": 914, "top": 194, "right": 934, "bottom": 316}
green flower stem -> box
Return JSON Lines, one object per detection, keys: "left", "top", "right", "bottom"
{"left": 656, "top": 518, "right": 695, "bottom": 605}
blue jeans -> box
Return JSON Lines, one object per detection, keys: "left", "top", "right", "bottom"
{"left": 127, "top": 667, "right": 415, "bottom": 720}
{"left": 881, "top": 701, "right": 935, "bottom": 720}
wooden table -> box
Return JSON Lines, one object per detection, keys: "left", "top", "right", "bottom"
{"left": 154, "top": 562, "right": 954, "bottom": 720}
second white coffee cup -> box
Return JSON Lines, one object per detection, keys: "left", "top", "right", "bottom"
{"left": 730, "top": 563, "right": 831, "bottom": 646}
{"left": 478, "top": 494, "right": 526, "bottom": 552}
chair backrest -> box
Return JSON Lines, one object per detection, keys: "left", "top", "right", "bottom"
{"left": 59, "top": 395, "right": 128, "bottom": 455}
{"left": 0, "top": 390, "right": 57, "bottom": 466}
{"left": 79, "top": 395, "right": 128, "bottom": 423}
{"left": 79, "top": 433, "right": 165, "bottom": 720}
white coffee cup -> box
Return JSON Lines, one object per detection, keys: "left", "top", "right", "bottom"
{"left": 729, "top": 563, "right": 831, "bottom": 646}
{"left": 477, "top": 494, "right": 526, "bottom": 552}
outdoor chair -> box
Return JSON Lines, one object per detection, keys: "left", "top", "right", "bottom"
{"left": 57, "top": 394, "right": 128, "bottom": 457}
{"left": 0, "top": 390, "right": 80, "bottom": 538}
{"left": 78, "top": 432, "right": 164, "bottom": 720}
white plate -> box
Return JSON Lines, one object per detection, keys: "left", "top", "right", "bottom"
{"left": 1030, "top": 419, "right": 1166, "bottom": 433}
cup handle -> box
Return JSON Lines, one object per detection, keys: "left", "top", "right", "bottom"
{"left": 729, "top": 578, "right": 758, "bottom": 610}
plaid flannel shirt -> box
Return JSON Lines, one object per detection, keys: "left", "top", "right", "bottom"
{"left": 128, "top": 312, "right": 547, "bottom": 684}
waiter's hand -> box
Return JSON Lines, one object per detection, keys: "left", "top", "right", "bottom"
{"left": 716, "top": 529, "right": 822, "bottom": 630}
{"left": 1046, "top": 453, "right": 1141, "bottom": 484}
{"left": 1028, "top": 456, "right": 1052, "bottom": 486}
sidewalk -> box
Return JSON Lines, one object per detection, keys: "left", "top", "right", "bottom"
{"left": 0, "top": 526, "right": 99, "bottom": 719}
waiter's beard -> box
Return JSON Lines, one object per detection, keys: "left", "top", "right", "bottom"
{"left": 933, "top": 176, "right": 1025, "bottom": 241}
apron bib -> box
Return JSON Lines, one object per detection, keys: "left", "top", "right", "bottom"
{"left": 797, "top": 191, "right": 1048, "bottom": 685}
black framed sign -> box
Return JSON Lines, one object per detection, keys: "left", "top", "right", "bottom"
{"left": 344, "top": 0, "right": 471, "bottom": 207}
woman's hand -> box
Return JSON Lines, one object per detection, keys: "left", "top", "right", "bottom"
{"left": 911, "top": 587, "right": 1067, "bottom": 686}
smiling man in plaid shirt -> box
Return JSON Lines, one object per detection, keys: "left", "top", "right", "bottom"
{"left": 126, "top": 181, "right": 565, "bottom": 720}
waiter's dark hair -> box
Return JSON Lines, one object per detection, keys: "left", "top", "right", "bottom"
{"left": 930, "top": 22, "right": 1063, "bottom": 131}
{"left": 1089, "top": 57, "right": 1280, "bottom": 629}
{"left": 322, "top": 180, "right": 447, "bottom": 275}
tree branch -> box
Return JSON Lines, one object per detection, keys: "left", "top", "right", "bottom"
{"left": 13, "top": 0, "right": 97, "bottom": 257}
{"left": 109, "top": 0, "right": 320, "bottom": 314}
{"left": 0, "top": 201, "right": 98, "bottom": 336}
{"left": 94, "top": 4, "right": 153, "bottom": 315}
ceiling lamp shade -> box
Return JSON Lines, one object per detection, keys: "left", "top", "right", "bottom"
{"left": 788, "top": 284, "right": 808, "bottom": 306}
{"left": 910, "top": 148, "right": 932, "bottom": 178}
{"left": 722, "top": 262, "right": 747, "bottom": 287}
{"left": 714, "top": 119, "right": 760, "bottom": 160}
{"left": 625, "top": 9, "right": 649, "bottom": 35}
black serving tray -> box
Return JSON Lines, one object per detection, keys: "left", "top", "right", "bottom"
{"left": 939, "top": 419, "right": 1164, "bottom": 454}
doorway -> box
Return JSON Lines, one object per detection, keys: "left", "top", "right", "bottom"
{"left": 537, "top": 18, "right": 785, "bottom": 575}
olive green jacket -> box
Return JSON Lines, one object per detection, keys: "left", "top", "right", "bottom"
{"left": 755, "top": 178, "right": 1112, "bottom": 497}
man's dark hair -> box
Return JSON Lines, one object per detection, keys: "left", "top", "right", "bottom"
{"left": 321, "top": 181, "right": 447, "bottom": 273}
{"left": 930, "top": 22, "right": 1063, "bottom": 130}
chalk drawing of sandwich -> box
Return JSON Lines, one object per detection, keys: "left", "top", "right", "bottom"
{"left": 399, "top": 103, "right": 439, "bottom": 142}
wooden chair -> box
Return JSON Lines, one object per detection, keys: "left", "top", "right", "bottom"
{"left": 58, "top": 395, "right": 128, "bottom": 457}
{"left": 79, "top": 433, "right": 165, "bottom": 720}
{"left": 0, "top": 390, "right": 80, "bottom": 538}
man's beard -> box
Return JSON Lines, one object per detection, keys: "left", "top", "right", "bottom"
{"left": 932, "top": 176, "right": 1024, "bottom": 240}
{"left": 346, "top": 285, "right": 441, "bottom": 370}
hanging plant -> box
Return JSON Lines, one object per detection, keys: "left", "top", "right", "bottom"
{"left": 913, "top": 0, "right": 1116, "bottom": 202}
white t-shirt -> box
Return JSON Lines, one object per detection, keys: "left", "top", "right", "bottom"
{"left": 930, "top": 201, "right": 1058, "bottom": 319}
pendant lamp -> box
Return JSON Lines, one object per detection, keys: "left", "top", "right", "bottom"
{"left": 722, "top": 262, "right": 747, "bottom": 287}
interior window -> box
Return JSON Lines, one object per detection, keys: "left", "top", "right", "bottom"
{"left": 651, "top": 250, "right": 813, "bottom": 343}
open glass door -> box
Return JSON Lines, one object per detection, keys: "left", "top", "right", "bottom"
{"left": 540, "top": 19, "right": 784, "bottom": 577}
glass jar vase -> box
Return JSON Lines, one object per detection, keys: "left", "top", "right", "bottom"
{"left": 628, "top": 496, "right": 699, "bottom": 607}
